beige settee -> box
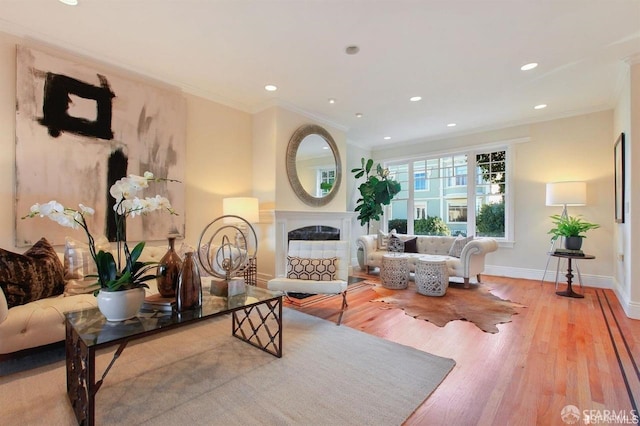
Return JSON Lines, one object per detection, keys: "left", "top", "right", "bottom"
{"left": 0, "top": 245, "right": 166, "bottom": 357}
{"left": 356, "top": 233, "right": 498, "bottom": 287}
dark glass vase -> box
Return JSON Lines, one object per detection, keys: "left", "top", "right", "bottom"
{"left": 157, "top": 237, "right": 182, "bottom": 298}
{"left": 176, "top": 252, "right": 202, "bottom": 312}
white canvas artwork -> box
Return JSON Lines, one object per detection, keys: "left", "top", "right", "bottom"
{"left": 15, "top": 46, "right": 186, "bottom": 247}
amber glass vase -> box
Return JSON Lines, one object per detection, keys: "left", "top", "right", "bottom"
{"left": 176, "top": 252, "right": 202, "bottom": 312}
{"left": 157, "top": 237, "right": 183, "bottom": 297}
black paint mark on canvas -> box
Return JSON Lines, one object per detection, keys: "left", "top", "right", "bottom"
{"left": 39, "top": 72, "right": 115, "bottom": 139}
{"left": 106, "top": 149, "right": 128, "bottom": 242}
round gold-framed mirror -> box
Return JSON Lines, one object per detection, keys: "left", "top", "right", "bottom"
{"left": 286, "top": 124, "right": 342, "bottom": 207}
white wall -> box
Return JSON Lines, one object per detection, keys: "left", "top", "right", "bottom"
{"left": 370, "top": 111, "right": 615, "bottom": 288}
{"left": 273, "top": 108, "right": 347, "bottom": 211}
{"left": 612, "top": 60, "right": 640, "bottom": 318}
{"left": 252, "top": 106, "right": 348, "bottom": 281}
{"left": 0, "top": 32, "right": 253, "bottom": 255}
{"left": 629, "top": 62, "right": 640, "bottom": 314}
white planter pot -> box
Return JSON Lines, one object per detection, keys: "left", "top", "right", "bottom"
{"left": 97, "top": 288, "right": 145, "bottom": 321}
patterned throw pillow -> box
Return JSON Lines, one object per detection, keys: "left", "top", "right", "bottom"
{"left": 286, "top": 256, "right": 338, "bottom": 281}
{"left": 377, "top": 229, "right": 396, "bottom": 250}
{"left": 387, "top": 235, "right": 405, "bottom": 253}
{"left": 63, "top": 236, "right": 111, "bottom": 295}
{"left": 64, "top": 236, "right": 111, "bottom": 280}
{"left": 448, "top": 235, "right": 474, "bottom": 258}
{"left": 0, "top": 237, "right": 65, "bottom": 308}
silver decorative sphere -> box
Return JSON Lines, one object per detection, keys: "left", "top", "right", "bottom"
{"left": 197, "top": 215, "right": 257, "bottom": 281}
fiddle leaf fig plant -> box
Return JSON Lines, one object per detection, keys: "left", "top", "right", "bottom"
{"left": 547, "top": 214, "right": 600, "bottom": 240}
{"left": 352, "top": 158, "right": 401, "bottom": 233}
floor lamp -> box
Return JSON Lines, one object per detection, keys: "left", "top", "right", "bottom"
{"left": 541, "top": 181, "right": 587, "bottom": 286}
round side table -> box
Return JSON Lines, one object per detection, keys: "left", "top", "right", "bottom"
{"left": 415, "top": 255, "right": 449, "bottom": 296}
{"left": 550, "top": 252, "right": 595, "bottom": 298}
{"left": 381, "top": 254, "right": 410, "bottom": 289}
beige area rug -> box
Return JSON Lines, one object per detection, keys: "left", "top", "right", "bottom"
{"left": 370, "top": 279, "right": 526, "bottom": 333}
{"left": 0, "top": 308, "right": 455, "bottom": 425}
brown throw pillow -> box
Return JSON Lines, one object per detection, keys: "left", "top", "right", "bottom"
{"left": 403, "top": 237, "right": 419, "bottom": 253}
{"left": 0, "top": 237, "right": 65, "bottom": 308}
{"left": 286, "top": 256, "right": 338, "bottom": 281}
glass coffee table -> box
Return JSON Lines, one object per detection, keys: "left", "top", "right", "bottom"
{"left": 65, "top": 286, "right": 282, "bottom": 425}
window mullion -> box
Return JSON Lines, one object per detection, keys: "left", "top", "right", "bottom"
{"left": 407, "top": 162, "right": 415, "bottom": 234}
{"left": 467, "top": 153, "right": 477, "bottom": 237}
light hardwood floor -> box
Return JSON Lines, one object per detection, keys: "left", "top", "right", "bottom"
{"left": 285, "top": 273, "right": 640, "bottom": 426}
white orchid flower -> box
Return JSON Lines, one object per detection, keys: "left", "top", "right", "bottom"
{"left": 109, "top": 180, "right": 128, "bottom": 202}
{"left": 125, "top": 174, "right": 150, "bottom": 192}
{"left": 38, "top": 200, "right": 64, "bottom": 217}
{"left": 50, "top": 211, "right": 78, "bottom": 229}
{"left": 127, "top": 198, "right": 150, "bottom": 217}
{"left": 143, "top": 195, "right": 166, "bottom": 212}
{"left": 79, "top": 204, "right": 95, "bottom": 215}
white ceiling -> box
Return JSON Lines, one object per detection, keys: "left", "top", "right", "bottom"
{"left": 1, "top": 0, "right": 639, "bottom": 149}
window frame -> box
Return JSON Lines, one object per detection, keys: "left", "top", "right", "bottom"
{"left": 382, "top": 144, "right": 514, "bottom": 244}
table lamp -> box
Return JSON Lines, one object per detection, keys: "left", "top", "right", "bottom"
{"left": 222, "top": 197, "right": 259, "bottom": 248}
{"left": 545, "top": 181, "right": 586, "bottom": 219}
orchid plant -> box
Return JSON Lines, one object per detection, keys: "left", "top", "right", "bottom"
{"left": 23, "top": 172, "right": 179, "bottom": 292}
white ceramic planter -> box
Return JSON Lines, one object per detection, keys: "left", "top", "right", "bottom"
{"left": 97, "top": 288, "right": 145, "bottom": 321}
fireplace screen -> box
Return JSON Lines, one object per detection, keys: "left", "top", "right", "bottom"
{"left": 288, "top": 226, "right": 340, "bottom": 241}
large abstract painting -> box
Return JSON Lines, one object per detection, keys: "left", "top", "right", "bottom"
{"left": 15, "top": 46, "right": 186, "bottom": 246}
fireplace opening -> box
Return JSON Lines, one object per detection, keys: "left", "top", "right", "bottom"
{"left": 288, "top": 225, "right": 340, "bottom": 241}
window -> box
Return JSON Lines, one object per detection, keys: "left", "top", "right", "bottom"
{"left": 447, "top": 200, "right": 467, "bottom": 223}
{"left": 384, "top": 148, "right": 509, "bottom": 240}
{"left": 414, "top": 172, "right": 426, "bottom": 190}
{"left": 475, "top": 151, "right": 506, "bottom": 237}
{"left": 443, "top": 156, "right": 467, "bottom": 187}
{"left": 318, "top": 168, "right": 335, "bottom": 196}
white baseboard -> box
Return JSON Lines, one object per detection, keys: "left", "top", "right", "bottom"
{"left": 612, "top": 282, "right": 640, "bottom": 319}
{"left": 483, "top": 264, "right": 613, "bottom": 289}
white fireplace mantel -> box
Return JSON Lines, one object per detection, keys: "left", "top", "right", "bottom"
{"left": 273, "top": 210, "right": 357, "bottom": 277}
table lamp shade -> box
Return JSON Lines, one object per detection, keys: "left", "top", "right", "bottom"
{"left": 222, "top": 197, "right": 260, "bottom": 223}
{"left": 545, "top": 181, "right": 586, "bottom": 206}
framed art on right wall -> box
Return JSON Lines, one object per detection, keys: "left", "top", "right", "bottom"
{"left": 614, "top": 133, "right": 625, "bottom": 223}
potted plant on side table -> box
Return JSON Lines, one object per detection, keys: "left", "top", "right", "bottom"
{"left": 547, "top": 214, "right": 600, "bottom": 251}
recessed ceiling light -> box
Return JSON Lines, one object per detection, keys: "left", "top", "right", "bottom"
{"left": 534, "top": 104, "right": 547, "bottom": 110}
{"left": 409, "top": 96, "right": 422, "bottom": 102}
{"left": 322, "top": 146, "right": 329, "bottom": 150}
{"left": 383, "top": 136, "right": 391, "bottom": 140}
{"left": 447, "top": 123, "right": 457, "bottom": 127}
{"left": 521, "top": 62, "right": 538, "bottom": 71}
{"left": 355, "top": 113, "right": 363, "bottom": 118}
{"left": 264, "top": 84, "right": 278, "bottom": 92}
{"left": 328, "top": 98, "right": 336, "bottom": 104}
{"left": 345, "top": 46, "right": 360, "bottom": 55}
{"left": 59, "top": 0, "right": 78, "bottom": 5}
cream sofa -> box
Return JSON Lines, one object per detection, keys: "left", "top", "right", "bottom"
{"left": 0, "top": 245, "right": 166, "bottom": 357}
{"left": 356, "top": 234, "right": 498, "bottom": 287}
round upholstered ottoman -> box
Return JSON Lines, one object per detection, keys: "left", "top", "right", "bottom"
{"left": 380, "top": 254, "right": 410, "bottom": 289}
{"left": 415, "top": 255, "right": 449, "bottom": 296}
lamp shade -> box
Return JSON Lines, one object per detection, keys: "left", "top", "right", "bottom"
{"left": 545, "top": 181, "right": 586, "bottom": 206}
{"left": 222, "top": 197, "right": 260, "bottom": 223}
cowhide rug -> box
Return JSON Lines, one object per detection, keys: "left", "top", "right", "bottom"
{"left": 369, "top": 280, "right": 526, "bottom": 333}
